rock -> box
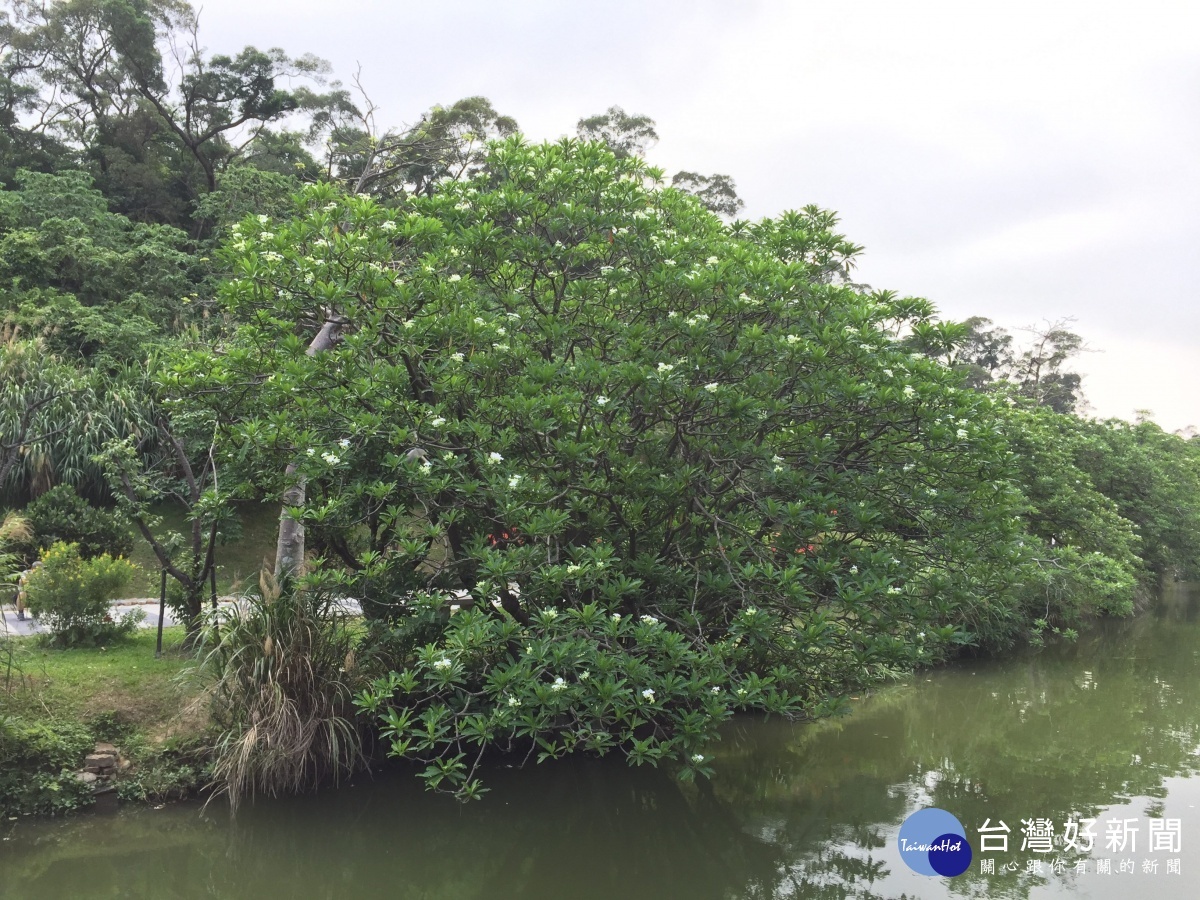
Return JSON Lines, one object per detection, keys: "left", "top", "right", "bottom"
{"left": 84, "top": 752, "right": 117, "bottom": 772}
{"left": 75, "top": 772, "right": 98, "bottom": 784}
{"left": 93, "top": 742, "right": 118, "bottom": 755}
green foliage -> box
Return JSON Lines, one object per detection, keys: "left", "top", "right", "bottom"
{"left": 576, "top": 105, "right": 659, "bottom": 158}
{"left": 24, "top": 542, "right": 141, "bottom": 647}
{"left": 1070, "top": 418, "right": 1200, "bottom": 580}
{"left": 355, "top": 599, "right": 813, "bottom": 799}
{"left": 0, "top": 169, "right": 208, "bottom": 363}
{"left": 0, "top": 339, "right": 154, "bottom": 506}
{"left": 0, "top": 716, "right": 95, "bottom": 816}
{"left": 25, "top": 484, "right": 134, "bottom": 560}
{"left": 113, "top": 738, "right": 208, "bottom": 804}
{"left": 4, "top": 0, "right": 338, "bottom": 222}
{"left": 670, "top": 170, "right": 745, "bottom": 218}
{"left": 198, "top": 571, "right": 370, "bottom": 811}
{"left": 998, "top": 402, "right": 1142, "bottom": 622}
{"left": 183, "top": 138, "right": 1041, "bottom": 793}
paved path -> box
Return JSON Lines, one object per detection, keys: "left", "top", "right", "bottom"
{"left": 1, "top": 595, "right": 366, "bottom": 638}
{"left": 0, "top": 598, "right": 182, "bottom": 638}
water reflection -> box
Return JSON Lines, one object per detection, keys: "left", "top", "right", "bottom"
{"left": 2, "top": 583, "right": 1197, "bottom": 899}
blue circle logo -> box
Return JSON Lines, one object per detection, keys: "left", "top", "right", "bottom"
{"left": 897, "top": 808, "right": 973, "bottom": 877}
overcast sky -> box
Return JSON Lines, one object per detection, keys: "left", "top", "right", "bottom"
{"left": 197, "top": 0, "right": 1199, "bottom": 431}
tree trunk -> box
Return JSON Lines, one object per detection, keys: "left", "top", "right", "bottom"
{"left": 274, "top": 313, "right": 347, "bottom": 578}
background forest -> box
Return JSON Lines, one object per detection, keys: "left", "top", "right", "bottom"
{"left": 2, "top": 0, "right": 1199, "bottom": 804}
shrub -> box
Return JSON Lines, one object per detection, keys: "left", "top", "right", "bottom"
{"left": 355, "top": 596, "right": 829, "bottom": 799}
{"left": 25, "top": 484, "right": 134, "bottom": 560}
{"left": 24, "top": 542, "right": 142, "bottom": 647}
{"left": 0, "top": 716, "right": 95, "bottom": 816}
{"left": 198, "top": 571, "right": 369, "bottom": 812}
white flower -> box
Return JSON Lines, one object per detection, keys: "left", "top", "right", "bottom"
{"left": 321, "top": 452, "right": 340, "bottom": 465}
{"left": 580, "top": 671, "right": 591, "bottom": 681}
{"left": 641, "top": 688, "right": 656, "bottom": 702}
{"left": 474, "top": 317, "right": 486, "bottom": 326}
{"left": 903, "top": 385, "right": 915, "bottom": 398}
{"left": 706, "top": 256, "right": 719, "bottom": 265}
{"left": 611, "top": 613, "right": 622, "bottom": 622}
{"left": 338, "top": 438, "right": 350, "bottom": 449}
{"left": 956, "top": 428, "right": 969, "bottom": 440}
{"left": 494, "top": 342, "right": 510, "bottom": 351}
{"left": 656, "top": 362, "right": 674, "bottom": 374}
{"left": 786, "top": 334, "right": 801, "bottom": 344}
{"left": 917, "top": 632, "right": 926, "bottom": 640}
{"left": 448, "top": 274, "right": 461, "bottom": 283}
{"left": 710, "top": 686, "right": 721, "bottom": 694}
{"left": 903, "top": 463, "right": 914, "bottom": 472}
{"left": 420, "top": 461, "right": 432, "bottom": 473}
{"left": 640, "top": 615, "right": 659, "bottom": 625}
{"left": 507, "top": 696, "right": 521, "bottom": 708}
{"left": 450, "top": 352, "right": 464, "bottom": 362}
{"left": 430, "top": 416, "right": 446, "bottom": 427}
{"left": 705, "top": 382, "right": 719, "bottom": 393}
{"left": 306, "top": 448, "right": 315, "bottom": 456}
{"left": 323, "top": 202, "right": 338, "bottom": 211}
{"left": 433, "top": 657, "right": 452, "bottom": 670}
{"left": 487, "top": 452, "right": 503, "bottom": 464}
{"left": 256, "top": 214, "right": 269, "bottom": 224}
{"left": 883, "top": 368, "right": 894, "bottom": 377}
{"left": 771, "top": 455, "right": 784, "bottom": 463}
{"left": 442, "top": 451, "right": 455, "bottom": 461}
{"left": 259, "top": 231, "right": 274, "bottom": 241}
{"left": 566, "top": 564, "right": 581, "bottom": 574}
{"left": 687, "top": 313, "right": 710, "bottom": 324}
{"left": 403, "top": 319, "right": 415, "bottom": 329}
{"left": 380, "top": 220, "right": 396, "bottom": 231}
{"left": 691, "top": 753, "right": 705, "bottom": 763}
{"left": 927, "top": 488, "right": 938, "bottom": 497}
{"left": 663, "top": 259, "right": 676, "bottom": 266}
{"left": 849, "top": 565, "right": 859, "bottom": 574}
{"left": 508, "top": 475, "right": 521, "bottom": 488}
{"left": 596, "top": 396, "right": 609, "bottom": 406}
{"left": 550, "top": 677, "right": 567, "bottom": 692}
{"left": 313, "top": 238, "right": 329, "bottom": 248}
{"left": 887, "top": 586, "right": 902, "bottom": 595}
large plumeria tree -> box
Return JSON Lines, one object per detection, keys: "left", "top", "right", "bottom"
{"left": 181, "top": 138, "right": 1033, "bottom": 796}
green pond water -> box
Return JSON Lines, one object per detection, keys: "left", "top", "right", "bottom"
{"left": 3, "top": 581, "right": 1198, "bottom": 899}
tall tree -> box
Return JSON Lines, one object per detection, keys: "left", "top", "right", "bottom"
{"left": 3, "top": 0, "right": 333, "bottom": 225}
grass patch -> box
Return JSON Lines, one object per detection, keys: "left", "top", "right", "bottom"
{"left": 1, "top": 627, "right": 214, "bottom": 814}
{"left": 1, "top": 626, "right": 201, "bottom": 731}
{"left": 122, "top": 500, "right": 280, "bottom": 599}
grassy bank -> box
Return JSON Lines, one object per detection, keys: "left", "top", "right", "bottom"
{"left": 1, "top": 628, "right": 211, "bottom": 816}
